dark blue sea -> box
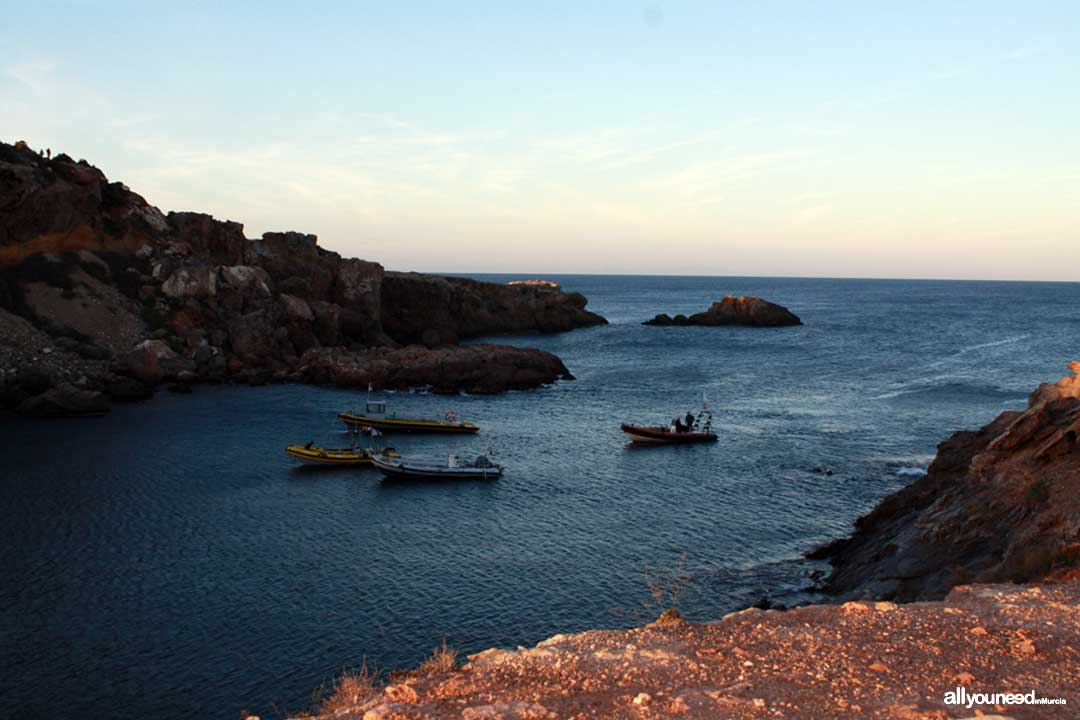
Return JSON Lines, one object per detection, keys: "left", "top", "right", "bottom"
{"left": 3, "top": 275, "right": 1078, "bottom": 719}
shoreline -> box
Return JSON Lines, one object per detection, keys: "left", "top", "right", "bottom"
{"left": 285, "top": 363, "right": 1080, "bottom": 719}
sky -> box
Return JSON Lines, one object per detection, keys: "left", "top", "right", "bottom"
{"left": 2, "top": 1, "right": 1078, "bottom": 280}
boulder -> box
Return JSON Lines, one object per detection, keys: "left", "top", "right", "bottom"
{"left": 279, "top": 293, "right": 314, "bottom": 323}
{"left": 161, "top": 265, "right": 217, "bottom": 299}
{"left": 117, "top": 339, "right": 185, "bottom": 384}
{"left": 166, "top": 212, "right": 246, "bottom": 266}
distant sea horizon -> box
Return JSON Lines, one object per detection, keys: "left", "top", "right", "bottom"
{"left": 439, "top": 270, "right": 1080, "bottom": 285}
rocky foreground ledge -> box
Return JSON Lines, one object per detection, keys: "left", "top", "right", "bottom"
{"left": 0, "top": 140, "right": 605, "bottom": 415}
{"left": 300, "top": 581, "right": 1078, "bottom": 720}
{"left": 644, "top": 296, "right": 801, "bottom": 327}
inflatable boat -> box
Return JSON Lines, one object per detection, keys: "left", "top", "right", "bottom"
{"left": 285, "top": 444, "right": 400, "bottom": 466}
{"left": 371, "top": 454, "right": 502, "bottom": 480}
{"left": 620, "top": 424, "right": 718, "bottom": 444}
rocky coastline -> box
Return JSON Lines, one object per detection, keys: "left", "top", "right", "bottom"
{"left": 644, "top": 295, "right": 801, "bottom": 327}
{"left": 0, "top": 140, "right": 605, "bottom": 416}
{"left": 810, "top": 362, "right": 1080, "bottom": 602}
{"left": 290, "top": 365, "right": 1080, "bottom": 719}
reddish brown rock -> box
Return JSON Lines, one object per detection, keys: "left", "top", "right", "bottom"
{"left": 297, "top": 581, "right": 1080, "bottom": 720}
{"left": 813, "top": 363, "right": 1080, "bottom": 601}
{"left": 167, "top": 212, "right": 247, "bottom": 266}
{"left": 644, "top": 295, "right": 801, "bottom": 327}
{"left": 0, "top": 139, "right": 605, "bottom": 413}
{"left": 0, "top": 142, "right": 165, "bottom": 266}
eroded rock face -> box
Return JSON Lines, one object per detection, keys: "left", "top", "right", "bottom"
{"left": 167, "top": 212, "right": 246, "bottom": 266}
{"left": 0, "top": 142, "right": 164, "bottom": 266}
{"left": 0, "top": 139, "right": 606, "bottom": 414}
{"left": 381, "top": 272, "right": 607, "bottom": 347}
{"left": 644, "top": 296, "right": 801, "bottom": 327}
{"left": 813, "top": 363, "right": 1080, "bottom": 601}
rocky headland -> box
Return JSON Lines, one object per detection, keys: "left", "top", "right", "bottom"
{"left": 0, "top": 140, "right": 606, "bottom": 415}
{"left": 291, "top": 365, "right": 1080, "bottom": 719}
{"left": 644, "top": 295, "right": 801, "bottom": 327}
{"left": 811, "top": 362, "right": 1080, "bottom": 602}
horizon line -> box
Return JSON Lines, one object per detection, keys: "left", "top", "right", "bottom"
{"left": 420, "top": 270, "right": 1080, "bottom": 285}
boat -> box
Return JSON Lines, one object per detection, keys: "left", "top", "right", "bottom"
{"left": 620, "top": 424, "right": 718, "bottom": 444}
{"left": 371, "top": 452, "right": 503, "bottom": 480}
{"left": 339, "top": 399, "right": 478, "bottom": 434}
{"left": 621, "top": 405, "right": 717, "bottom": 445}
{"left": 285, "top": 444, "right": 400, "bottom": 466}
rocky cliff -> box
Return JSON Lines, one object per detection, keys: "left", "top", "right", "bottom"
{"left": 812, "top": 363, "right": 1080, "bottom": 601}
{"left": 0, "top": 140, "right": 605, "bottom": 415}
{"left": 382, "top": 272, "right": 604, "bottom": 347}
{"left": 644, "top": 296, "right": 801, "bottom": 327}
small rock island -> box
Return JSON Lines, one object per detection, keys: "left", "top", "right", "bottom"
{"left": 644, "top": 295, "right": 802, "bottom": 327}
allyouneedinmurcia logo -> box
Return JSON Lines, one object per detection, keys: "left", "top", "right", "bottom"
{"left": 944, "top": 687, "right": 1067, "bottom": 709}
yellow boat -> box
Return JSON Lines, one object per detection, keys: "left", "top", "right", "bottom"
{"left": 338, "top": 400, "right": 479, "bottom": 434}
{"left": 285, "top": 444, "right": 400, "bottom": 466}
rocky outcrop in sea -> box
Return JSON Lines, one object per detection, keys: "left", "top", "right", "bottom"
{"left": 0, "top": 140, "right": 605, "bottom": 415}
{"left": 644, "top": 295, "right": 801, "bottom": 327}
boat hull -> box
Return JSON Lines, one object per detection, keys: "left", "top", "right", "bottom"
{"left": 339, "top": 412, "right": 479, "bottom": 434}
{"left": 620, "top": 423, "right": 718, "bottom": 445}
{"left": 371, "top": 455, "right": 502, "bottom": 480}
{"left": 285, "top": 446, "right": 399, "bottom": 466}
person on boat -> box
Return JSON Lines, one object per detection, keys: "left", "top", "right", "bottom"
{"left": 305, "top": 441, "right": 314, "bottom": 449}
{"left": 673, "top": 417, "right": 686, "bottom": 433}
{"left": 685, "top": 411, "right": 695, "bottom": 431}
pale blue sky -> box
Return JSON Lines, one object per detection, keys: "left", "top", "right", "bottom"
{"left": 3, "top": 2, "right": 1077, "bottom": 279}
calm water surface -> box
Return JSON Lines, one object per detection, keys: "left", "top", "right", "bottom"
{"left": 3, "top": 275, "right": 1078, "bottom": 719}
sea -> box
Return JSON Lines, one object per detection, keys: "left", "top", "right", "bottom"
{"left": 2, "top": 275, "right": 1078, "bottom": 719}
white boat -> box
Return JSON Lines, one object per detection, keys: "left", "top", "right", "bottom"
{"left": 371, "top": 453, "right": 503, "bottom": 480}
